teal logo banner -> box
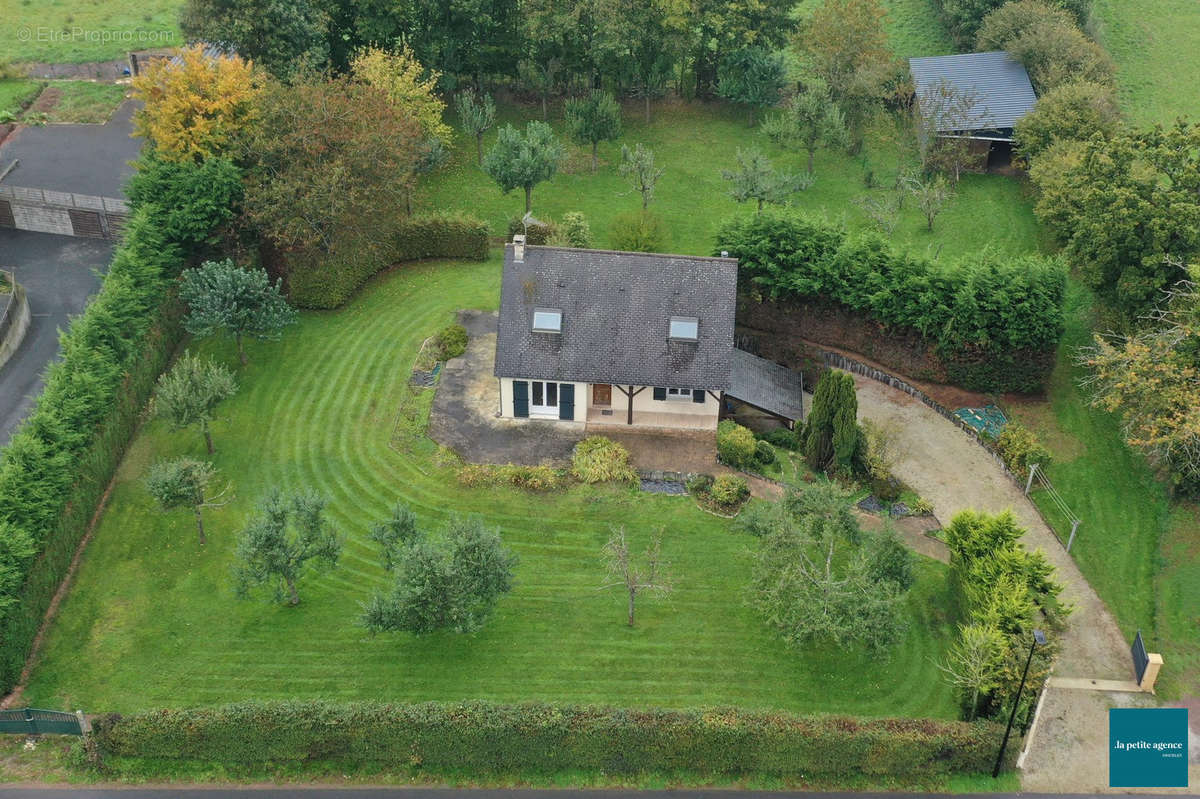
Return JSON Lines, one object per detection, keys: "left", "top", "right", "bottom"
{"left": 1109, "top": 707, "right": 1188, "bottom": 787}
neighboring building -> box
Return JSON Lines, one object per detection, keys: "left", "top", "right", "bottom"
{"left": 493, "top": 238, "right": 803, "bottom": 431}
{"left": 909, "top": 50, "right": 1037, "bottom": 166}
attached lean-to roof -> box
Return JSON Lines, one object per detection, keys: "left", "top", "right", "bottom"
{"left": 909, "top": 51, "right": 1037, "bottom": 134}
{"left": 728, "top": 349, "right": 804, "bottom": 422}
{"left": 494, "top": 245, "right": 737, "bottom": 391}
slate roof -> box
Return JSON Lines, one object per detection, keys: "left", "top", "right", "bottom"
{"left": 494, "top": 244, "right": 737, "bottom": 390}
{"left": 909, "top": 51, "right": 1037, "bottom": 134}
{"left": 729, "top": 349, "right": 804, "bottom": 422}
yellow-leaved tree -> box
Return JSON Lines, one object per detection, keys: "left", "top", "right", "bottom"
{"left": 132, "top": 44, "right": 261, "bottom": 162}
{"left": 350, "top": 45, "right": 451, "bottom": 145}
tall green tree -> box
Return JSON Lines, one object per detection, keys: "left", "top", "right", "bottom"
{"left": 762, "top": 84, "right": 847, "bottom": 176}
{"left": 482, "top": 121, "right": 566, "bottom": 213}
{"left": 565, "top": 90, "right": 622, "bottom": 172}
{"left": 717, "top": 46, "right": 787, "bottom": 126}
{"left": 619, "top": 143, "right": 664, "bottom": 210}
{"left": 690, "top": 0, "right": 796, "bottom": 97}
{"left": 125, "top": 155, "right": 242, "bottom": 252}
{"left": 154, "top": 352, "right": 237, "bottom": 455}
{"left": 454, "top": 89, "right": 496, "bottom": 165}
{"left": 803, "top": 370, "right": 861, "bottom": 474}
{"left": 362, "top": 515, "right": 517, "bottom": 634}
{"left": 179, "top": 259, "right": 297, "bottom": 366}
{"left": 1031, "top": 121, "right": 1200, "bottom": 319}
{"left": 144, "top": 458, "right": 226, "bottom": 546}
{"left": 613, "top": 0, "right": 689, "bottom": 122}
{"left": 234, "top": 488, "right": 342, "bottom": 606}
{"left": 796, "top": 0, "right": 895, "bottom": 153}
{"left": 180, "top": 0, "right": 331, "bottom": 77}
{"left": 722, "top": 148, "right": 811, "bottom": 212}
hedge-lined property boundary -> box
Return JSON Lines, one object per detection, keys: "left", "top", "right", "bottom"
{"left": 0, "top": 206, "right": 186, "bottom": 694}
{"left": 718, "top": 213, "right": 1066, "bottom": 393}
{"left": 287, "top": 212, "right": 490, "bottom": 308}
{"left": 89, "top": 701, "right": 1012, "bottom": 778}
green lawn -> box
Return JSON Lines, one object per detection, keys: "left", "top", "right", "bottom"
{"left": 1092, "top": 0, "right": 1200, "bottom": 126}
{"left": 0, "top": 78, "right": 43, "bottom": 117}
{"left": 39, "top": 80, "right": 127, "bottom": 122}
{"left": 424, "top": 100, "right": 1040, "bottom": 263}
{"left": 23, "top": 256, "right": 959, "bottom": 718}
{"left": 0, "top": 0, "right": 182, "bottom": 64}
{"left": 1011, "top": 279, "right": 1200, "bottom": 698}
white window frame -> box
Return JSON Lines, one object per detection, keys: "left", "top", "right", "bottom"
{"left": 665, "top": 387, "right": 695, "bottom": 402}
{"left": 532, "top": 308, "right": 563, "bottom": 334}
{"left": 530, "top": 380, "right": 560, "bottom": 416}
{"left": 668, "top": 316, "right": 699, "bottom": 341}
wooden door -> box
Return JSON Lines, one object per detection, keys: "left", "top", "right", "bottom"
{"left": 592, "top": 383, "right": 612, "bottom": 406}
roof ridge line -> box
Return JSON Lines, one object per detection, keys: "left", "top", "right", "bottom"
{"left": 509, "top": 243, "right": 738, "bottom": 264}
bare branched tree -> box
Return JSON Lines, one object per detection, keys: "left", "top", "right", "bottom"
{"left": 913, "top": 79, "right": 992, "bottom": 183}
{"left": 600, "top": 527, "right": 673, "bottom": 627}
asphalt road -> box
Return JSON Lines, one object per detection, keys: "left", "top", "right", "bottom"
{"left": 0, "top": 101, "right": 141, "bottom": 198}
{"left": 0, "top": 229, "right": 110, "bottom": 443}
{"left": 0, "top": 790, "right": 1185, "bottom": 799}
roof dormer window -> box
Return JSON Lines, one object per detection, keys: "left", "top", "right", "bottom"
{"left": 669, "top": 316, "right": 699, "bottom": 341}
{"left": 532, "top": 308, "right": 562, "bottom": 334}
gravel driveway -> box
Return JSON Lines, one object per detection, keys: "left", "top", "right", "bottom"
{"left": 848, "top": 375, "right": 1200, "bottom": 793}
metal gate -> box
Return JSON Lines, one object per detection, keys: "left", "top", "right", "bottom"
{"left": 0, "top": 707, "right": 83, "bottom": 735}
{"left": 1131, "top": 630, "right": 1149, "bottom": 685}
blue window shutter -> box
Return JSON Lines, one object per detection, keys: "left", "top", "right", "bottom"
{"left": 512, "top": 380, "right": 529, "bottom": 417}
{"left": 692, "top": 389, "right": 706, "bottom": 404}
{"left": 559, "top": 383, "right": 575, "bottom": 420}
{"left": 653, "top": 387, "right": 666, "bottom": 401}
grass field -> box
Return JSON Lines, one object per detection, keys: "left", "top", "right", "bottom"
{"left": 22, "top": 256, "right": 960, "bottom": 718}
{"left": 1092, "top": 0, "right": 1200, "bottom": 126}
{"left": 424, "top": 100, "right": 1040, "bottom": 263}
{"left": 0, "top": 78, "right": 43, "bottom": 117}
{"left": 1011, "top": 279, "right": 1200, "bottom": 698}
{"left": 39, "top": 80, "right": 127, "bottom": 122}
{"left": 0, "top": 0, "right": 182, "bottom": 64}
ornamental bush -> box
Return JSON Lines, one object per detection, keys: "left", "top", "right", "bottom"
{"left": 286, "top": 213, "right": 489, "bottom": 309}
{"left": 609, "top": 211, "right": 667, "bottom": 253}
{"left": 754, "top": 440, "right": 776, "bottom": 465}
{"left": 718, "top": 213, "right": 1066, "bottom": 393}
{"left": 434, "top": 324, "right": 468, "bottom": 360}
{"left": 89, "top": 700, "right": 1010, "bottom": 778}
{"left": 991, "top": 422, "right": 1052, "bottom": 479}
{"left": 570, "top": 436, "right": 637, "bottom": 484}
{"left": 716, "top": 421, "right": 757, "bottom": 468}
{"left": 710, "top": 474, "right": 750, "bottom": 507}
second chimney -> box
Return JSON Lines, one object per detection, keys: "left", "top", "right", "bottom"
{"left": 512, "top": 234, "right": 526, "bottom": 262}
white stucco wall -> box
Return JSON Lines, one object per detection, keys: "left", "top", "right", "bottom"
{"left": 499, "top": 377, "right": 720, "bottom": 428}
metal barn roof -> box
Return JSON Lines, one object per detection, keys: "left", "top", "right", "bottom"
{"left": 909, "top": 51, "right": 1037, "bottom": 134}
{"left": 728, "top": 349, "right": 804, "bottom": 422}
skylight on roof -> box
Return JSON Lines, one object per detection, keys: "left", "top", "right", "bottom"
{"left": 532, "top": 308, "right": 562, "bottom": 334}
{"left": 669, "top": 316, "right": 699, "bottom": 341}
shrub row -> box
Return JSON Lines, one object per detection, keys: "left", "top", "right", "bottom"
{"left": 89, "top": 700, "right": 1010, "bottom": 778}
{"left": 718, "top": 213, "right": 1066, "bottom": 393}
{"left": 288, "top": 213, "right": 489, "bottom": 308}
{"left": 0, "top": 206, "right": 186, "bottom": 692}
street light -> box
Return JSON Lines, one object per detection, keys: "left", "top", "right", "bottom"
{"left": 992, "top": 628, "right": 1046, "bottom": 778}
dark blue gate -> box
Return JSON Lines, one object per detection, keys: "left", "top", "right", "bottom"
{"left": 1131, "top": 630, "right": 1149, "bottom": 684}
{"left": 0, "top": 708, "right": 83, "bottom": 735}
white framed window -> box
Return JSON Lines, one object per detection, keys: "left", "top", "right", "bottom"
{"left": 531, "top": 380, "right": 559, "bottom": 415}
{"left": 532, "top": 308, "right": 562, "bottom": 333}
{"left": 665, "top": 387, "right": 693, "bottom": 401}
{"left": 669, "top": 316, "right": 699, "bottom": 341}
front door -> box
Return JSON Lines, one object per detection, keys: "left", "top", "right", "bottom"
{"left": 531, "top": 380, "right": 558, "bottom": 416}
{"left": 592, "top": 383, "right": 612, "bottom": 406}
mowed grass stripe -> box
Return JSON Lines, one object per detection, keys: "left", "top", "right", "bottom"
{"left": 23, "top": 259, "right": 958, "bottom": 719}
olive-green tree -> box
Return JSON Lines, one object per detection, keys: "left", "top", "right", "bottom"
{"left": 565, "top": 90, "right": 622, "bottom": 172}
{"left": 154, "top": 352, "right": 237, "bottom": 455}
{"left": 762, "top": 84, "right": 847, "bottom": 176}
{"left": 483, "top": 121, "right": 566, "bottom": 214}
{"left": 233, "top": 488, "right": 342, "bottom": 606}
{"left": 454, "top": 88, "right": 496, "bottom": 166}
{"left": 722, "top": 148, "right": 812, "bottom": 212}
{"left": 619, "top": 143, "right": 664, "bottom": 210}
{"left": 144, "top": 458, "right": 228, "bottom": 546}
{"left": 717, "top": 46, "right": 787, "bottom": 126}
{"left": 179, "top": 259, "right": 297, "bottom": 366}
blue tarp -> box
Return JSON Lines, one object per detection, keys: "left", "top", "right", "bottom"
{"left": 954, "top": 404, "right": 1008, "bottom": 436}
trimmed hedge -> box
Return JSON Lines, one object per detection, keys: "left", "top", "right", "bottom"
{"left": 89, "top": 700, "right": 1011, "bottom": 778}
{"left": 718, "top": 213, "right": 1066, "bottom": 393}
{"left": 0, "top": 205, "right": 186, "bottom": 692}
{"left": 287, "top": 213, "right": 490, "bottom": 309}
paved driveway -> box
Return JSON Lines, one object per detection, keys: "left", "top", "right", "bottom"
{"left": 0, "top": 229, "right": 109, "bottom": 443}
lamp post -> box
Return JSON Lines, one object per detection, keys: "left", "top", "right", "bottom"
{"left": 992, "top": 628, "right": 1046, "bottom": 778}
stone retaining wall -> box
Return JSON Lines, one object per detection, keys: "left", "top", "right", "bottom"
{"left": 0, "top": 272, "right": 31, "bottom": 372}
